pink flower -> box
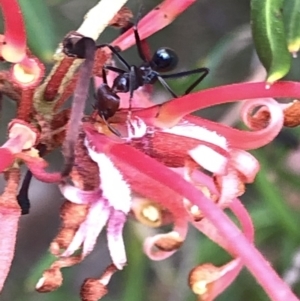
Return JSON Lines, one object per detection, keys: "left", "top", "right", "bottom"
{"left": 52, "top": 80, "right": 300, "bottom": 301}
{"left": 1, "top": 0, "right": 300, "bottom": 300}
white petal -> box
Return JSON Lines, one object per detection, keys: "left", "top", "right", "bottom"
{"left": 61, "top": 199, "right": 108, "bottom": 257}
{"left": 61, "top": 222, "right": 87, "bottom": 257}
{"left": 106, "top": 210, "right": 127, "bottom": 269}
{"left": 163, "top": 124, "right": 228, "bottom": 149}
{"left": 125, "top": 117, "right": 147, "bottom": 140}
{"left": 230, "top": 149, "right": 260, "bottom": 183}
{"left": 82, "top": 200, "right": 110, "bottom": 256}
{"left": 189, "top": 145, "right": 228, "bottom": 174}
{"left": 217, "top": 171, "right": 242, "bottom": 205}
{"left": 85, "top": 140, "right": 132, "bottom": 213}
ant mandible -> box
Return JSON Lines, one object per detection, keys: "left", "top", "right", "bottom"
{"left": 94, "top": 22, "right": 209, "bottom": 132}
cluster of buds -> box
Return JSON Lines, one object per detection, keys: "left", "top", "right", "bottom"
{"left": 0, "top": 1, "right": 300, "bottom": 301}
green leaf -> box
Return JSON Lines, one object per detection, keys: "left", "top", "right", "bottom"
{"left": 284, "top": 0, "right": 300, "bottom": 55}
{"left": 251, "top": 0, "right": 291, "bottom": 83}
{"left": 18, "top": 0, "right": 57, "bottom": 62}
{"left": 253, "top": 150, "right": 300, "bottom": 241}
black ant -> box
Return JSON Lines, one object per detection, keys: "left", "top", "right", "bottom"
{"left": 63, "top": 22, "right": 209, "bottom": 136}
{"left": 94, "top": 24, "right": 209, "bottom": 131}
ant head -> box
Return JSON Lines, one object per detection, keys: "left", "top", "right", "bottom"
{"left": 150, "top": 47, "right": 178, "bottom": 72}
{"left": 96, "top": 84, "right": 120, "bottom": 119}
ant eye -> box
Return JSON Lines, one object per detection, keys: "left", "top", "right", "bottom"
{"left": 151, "top": 47, "right": 178, "bottom": 72}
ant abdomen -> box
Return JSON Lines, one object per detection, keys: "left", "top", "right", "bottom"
{"left": 150, "top": 47, "right": 178, "bottom": 72}
{"left": 96, "top": 84, "right": 120, "bottom": 119}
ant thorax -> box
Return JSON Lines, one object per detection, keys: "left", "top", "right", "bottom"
{"left": 139, "top": 64, "right": 159, "bottom": 85}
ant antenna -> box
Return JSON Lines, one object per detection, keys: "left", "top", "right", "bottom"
{"left": 100, "top": 112, "right": 122, "bottom": 137}
{"left": 134, "top": 2, "right": 144, "bottom": 27}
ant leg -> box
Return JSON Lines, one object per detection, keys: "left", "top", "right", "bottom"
{"left": 157, "top": 76, "right": 178, "bottom": 98}
{"left": 184, "top": 68, "right": 209, "bottom": 94}
{"left": 128, "top": 66, "right": 138, "bottom": 114}
{"left": 102, "top": 67, "right": 108, "bottom": 84}
{"left": 103, "top": 65, "right": 126, "bottom": 75}
{"left": 160, "top": 67, "right": 209, "bottom": 95}
{"left": 97, "top": 43, "right": 130, "bottom": 70}
{"left": 133, "top": 25, "right": 148, "bottom": 62}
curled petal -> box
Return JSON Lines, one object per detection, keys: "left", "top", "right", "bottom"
{"left": 240, "top": 98, "right": 284, "bottom": 148}
{"left": 153, "top": 232, "right": 184, "bottom": 252}
{"left": 230, "top": 149, "right": 260, "bottom": 183}
{"left": 81, "top": 279, "right": 108, "bottom": 301}
{"left": 147, "top": 82, "right": 292, "bottom": 149}
{"left": 80, "top": 264, "right": 118, "bottom": 301}
{"left": 36, "top": 257, "right": 81, "bottom": 292}
{"left": 189, "top": 145, "right": 228, "bottom": 174}
{"left": 36, "top": 267, "right": 63, "bottom": 293}
{"left": 106, "top": 210, "right": 127, "bottom": 269}
{"left": 214, "top": 169, "right": 245, "bottom": 205}
{"left": 143, "top": 218, "right": 188, "bottom": 260}
{"left": 189, "top": 259, "right": 243, "bottom": 301}
{"left": 144, "top": 231, "right": 184, "bottom": 260}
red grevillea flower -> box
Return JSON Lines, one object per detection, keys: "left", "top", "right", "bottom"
{"left": 51, "top": 87, "right": 270, "bottom": 296}
{"left": 2, "top": 0, "right": 300, "bottom": 300}
{"left": 50, "top": 79, "right": 300, "bottom": 301}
